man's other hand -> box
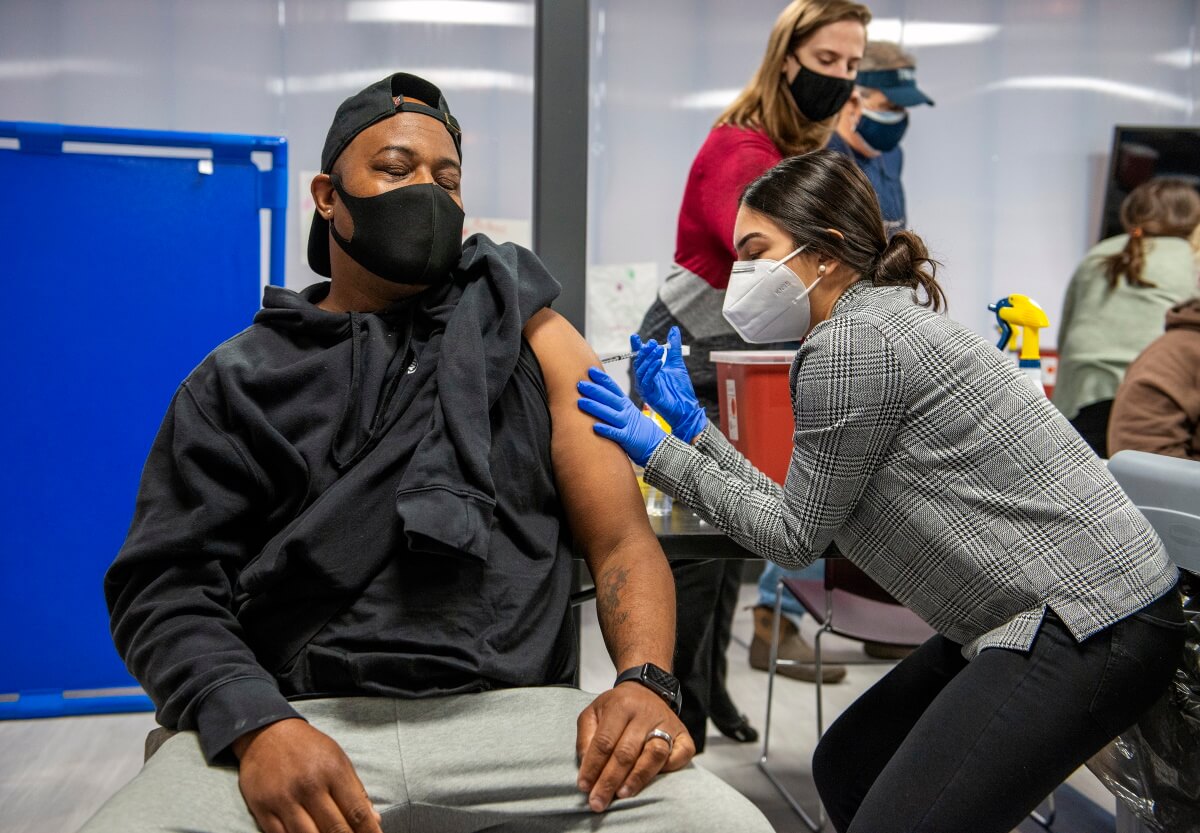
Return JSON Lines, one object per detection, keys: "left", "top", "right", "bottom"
{"left": 575, "top": 683, "right": 695, "bottom": 812}
{"left": 233, "top": 717, "right": 383, "bottom": 833}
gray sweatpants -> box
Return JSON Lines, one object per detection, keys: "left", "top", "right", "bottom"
{"left": 78, "top": 687, "right": 771, "bottom": 833}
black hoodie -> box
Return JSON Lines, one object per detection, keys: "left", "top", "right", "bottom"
{"left": 106, "top": 235, "right": 576, "bottom": 761}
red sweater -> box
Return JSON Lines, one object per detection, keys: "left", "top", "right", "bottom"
{"left": 675, "top": 125, "right": 783, "bottom": 289}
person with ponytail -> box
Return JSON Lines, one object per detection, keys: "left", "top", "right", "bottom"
{"left": 753, "top": 39, "right": 937, "bottom": 670}
{"left": 578, "top": 149, "right": 1184, "bottom": 833}
{"left": 630, "top": 0, "right": 871, "bottom": 751}
{"left": 1054, "top": 177, "right": 1200, "bottom": 456}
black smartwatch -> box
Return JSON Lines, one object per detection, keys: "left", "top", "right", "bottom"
{"left": 614, "top": 663, "right": 683, "bottom": 715}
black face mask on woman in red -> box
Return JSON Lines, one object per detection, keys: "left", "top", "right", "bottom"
{"left": 788, "top": 64, "right": 855, "bottom": 122}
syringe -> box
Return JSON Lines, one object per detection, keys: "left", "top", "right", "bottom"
{"left": 600, "top": 345, "right": 690, "bottom": 364}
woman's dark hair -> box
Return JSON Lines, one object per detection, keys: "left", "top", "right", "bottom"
{"left": 1103, "top": 177, "right": 1200, "bottom": 290}
{"left": 741, "top": 149, "right": 946, "bottom": 311}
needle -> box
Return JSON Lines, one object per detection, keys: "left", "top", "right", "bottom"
{"left": 600, "top": 345, "right": 690, "bottom": 364}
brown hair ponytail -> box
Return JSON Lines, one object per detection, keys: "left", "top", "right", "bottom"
{"left": 741, "top": 149, "right": 946, "bottom": 311}
{"left": 1103, "top": 178, "right": 1200, "bottom": 290}
{"left": 872, "top": 230, "right": 946, "bottom": 311}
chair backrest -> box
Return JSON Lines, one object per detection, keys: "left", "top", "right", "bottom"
{"left": 825, "top": 559, "right": 901, "bottom": 605}
{"left": 1108, "top": 451, "right": 1200, "bottom": 573}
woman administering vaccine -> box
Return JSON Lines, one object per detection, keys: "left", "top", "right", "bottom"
{"left": 578, "top": 150, "right": 1184, "bottom": 833}
{"left": 639, "top": 0, "right": 871, "bottom": 751}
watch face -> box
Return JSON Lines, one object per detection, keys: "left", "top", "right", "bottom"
{"left": 643, "top": 664, "right": 678, "bottom": 695}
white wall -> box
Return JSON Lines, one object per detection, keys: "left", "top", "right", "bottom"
{"left": 4, "top": 0, "right": 1199, "bottom": 342}
{"left": 587, "top": 0, "right": 1200, "bottom": 344}
{"left": 0, "top": 0, "right": 535, "bottom": 291}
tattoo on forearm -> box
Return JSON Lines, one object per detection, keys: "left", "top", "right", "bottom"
{"left": 598, "top": 565, "right": 630, "bottom": 627}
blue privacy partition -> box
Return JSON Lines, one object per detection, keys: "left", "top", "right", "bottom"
{"left": 0, "top": 122, "right": 287, "bottom": 718}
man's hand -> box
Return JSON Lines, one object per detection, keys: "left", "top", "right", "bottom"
{"left": 233, "top": 718, "right": 383, "bottom": 833}
{"left": 576, "top": 683, "right": 695, "bottom": 813}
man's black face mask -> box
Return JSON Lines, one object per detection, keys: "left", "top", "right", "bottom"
{"left": 330, "top": 175, "right": 465, "bottom": 286}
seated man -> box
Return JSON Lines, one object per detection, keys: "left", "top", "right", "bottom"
{"left": 82, "top": 73, "right": 770, "bottom": 833}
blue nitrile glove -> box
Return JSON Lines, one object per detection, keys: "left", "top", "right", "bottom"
{"left": 577, "top": 367, "right": 667, "bottom": 467}
{"left": 631, "top": 326, "right": 707, "bottom": 443}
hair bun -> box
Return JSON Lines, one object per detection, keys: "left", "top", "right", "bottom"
{"left": 871, "top": 231, "right": 945, "bottom": 310}
{"left": 874, "top": 232, "right": 917, "bottom": 284}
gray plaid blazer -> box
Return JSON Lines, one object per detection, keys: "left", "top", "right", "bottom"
{"left": 646, "top": 282, "right": 1177, "bottom": 658}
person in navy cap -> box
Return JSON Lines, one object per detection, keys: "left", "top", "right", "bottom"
{"left": 829, "top": 40, "right": 934, "bottom": 237}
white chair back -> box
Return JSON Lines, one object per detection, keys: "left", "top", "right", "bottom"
{"left": 1108, "top": 450, "right": 1200, "bottom": 572}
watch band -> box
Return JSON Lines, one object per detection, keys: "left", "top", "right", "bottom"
{"left": 614, "top": 663, "right": 683, "bottom": 714}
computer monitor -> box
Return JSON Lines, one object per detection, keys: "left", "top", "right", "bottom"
{"left": 1098, "top": 126, "right": 1200, "bottom": 242}
{"left": 1108, "top": 450, "right": 1200, "bottom": 573}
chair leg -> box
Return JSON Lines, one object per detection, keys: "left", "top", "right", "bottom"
{"left": 757, "top": 581, "right": 826, "bottom": 832}
{"left": 814, "top": 624, "right": 826, "bottom": 738}
{"left": 759, "top": 583, "right": 785, "bottom": 764}
{"left": 810, "top": 623, "right": 833, "bottom": 831}
{"left": 1030, "top": 790, "right": 1056, "bottom": 828}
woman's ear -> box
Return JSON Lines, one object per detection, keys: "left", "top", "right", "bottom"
{"left": 820, "top": 229, "right": 845, "bottom": 279}
{"left": 782, "top": 51, "right": 801, "bottom": 83}
{"left": 816, "top": 255, "right": 842, "bottom": 280}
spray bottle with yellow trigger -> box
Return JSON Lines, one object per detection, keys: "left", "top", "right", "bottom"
{"left": 988, "top": 294, "right": 1050, "bottom": 395}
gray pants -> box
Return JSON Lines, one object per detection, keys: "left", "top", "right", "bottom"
{"left": 79, "top": 687, "right": 771, "bottom": 833}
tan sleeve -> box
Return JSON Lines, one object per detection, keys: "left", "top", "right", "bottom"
{"left": 1109, "top": 332, "right": 1200, "bottom": 459}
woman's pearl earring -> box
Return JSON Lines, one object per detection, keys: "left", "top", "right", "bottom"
{"left": 818, "top": 264, "right": 827, "bottom": 276}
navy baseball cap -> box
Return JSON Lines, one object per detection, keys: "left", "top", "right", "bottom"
{"left": 854, "top": 67, "right": 935, "bottom": 108}
{"left": 308, "top": 72, "right": 462, "bottom": 277}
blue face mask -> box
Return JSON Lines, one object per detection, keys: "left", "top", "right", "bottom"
{"left": 856, "top": 107, "right": 908, "bottom": 153}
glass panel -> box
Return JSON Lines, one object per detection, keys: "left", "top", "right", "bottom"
{"left": 586, "top": 0, "right": 1200, "bottom": 344}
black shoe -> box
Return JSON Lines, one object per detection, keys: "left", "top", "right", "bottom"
{"left": 713, "top": 713, "right": 759, "bottom": 743}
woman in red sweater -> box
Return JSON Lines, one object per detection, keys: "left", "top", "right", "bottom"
{"left": 635, "top": 0, "right": 869, "bottom": 751}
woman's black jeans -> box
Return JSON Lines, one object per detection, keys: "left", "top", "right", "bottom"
{"left": 812, "top": 588, "right": 1186, "bottom": 833}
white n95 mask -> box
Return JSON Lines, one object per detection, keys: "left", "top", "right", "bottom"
{"left": 722, "top": 245, "right": 821, "bottom": 343}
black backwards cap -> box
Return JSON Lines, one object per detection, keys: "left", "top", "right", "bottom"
{"left": 307, "top": 72, "right": 462, "bottom": 277}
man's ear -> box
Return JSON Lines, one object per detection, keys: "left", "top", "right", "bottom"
{"left": 844, "top": 89, "right": 862, "bottom": 122}
{"left": 311, "top": 173, "right": 335, "bottom": 218}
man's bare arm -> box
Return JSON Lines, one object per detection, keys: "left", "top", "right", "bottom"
{"left": 525, "top": 308, "right": 694, "bottom": 812}
{"left": 525, "top": 308, "right": 675, "bottom": 670}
